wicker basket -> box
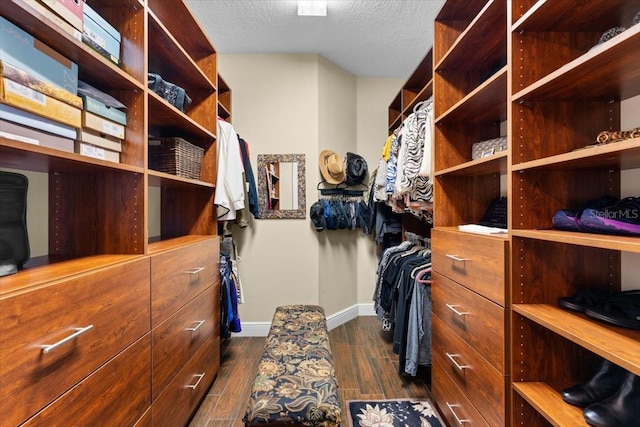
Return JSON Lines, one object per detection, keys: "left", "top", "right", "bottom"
{"left": 148, "top": 137, "right": 203, "bottom": 180}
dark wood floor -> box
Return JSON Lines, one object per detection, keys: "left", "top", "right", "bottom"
{"left": 188, "top": 315, "right": 434, "bottom": 427}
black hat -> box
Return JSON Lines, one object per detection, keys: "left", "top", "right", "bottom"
{"left": 345, "top": 152, "right": 368, "bottom": 186}
{"left": 310, "top": 200, "right": 325, "bottom": 232}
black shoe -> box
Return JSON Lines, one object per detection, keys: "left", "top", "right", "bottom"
{"left": 583, "top": 371, "right": 640, "bottom": 427}
{"left": 562, "top": 359, "right": 628, "bottom": 408}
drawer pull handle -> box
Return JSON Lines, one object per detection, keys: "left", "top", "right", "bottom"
{"left": 186, "top": 320, "right": 206, "bottom": 332}
{"left": 446, "top": 352, "right": 470, "bottom": 371}
{"left": 446, "top": 304, "right": 470, "bottom": 317}
{"left": 446, "top": 254, "right": 470, "bottom": 262}
{"left": 41, "top": 325, "right": 94, "bottom": 354}
{"left": 446, "top": 402, "right": 469, "bottom": 425}
{"left": 186, "top": 373, "right": 205, "bottom": 390}
{"left": 185, "top": 267, "right": 205, "bottom": 275}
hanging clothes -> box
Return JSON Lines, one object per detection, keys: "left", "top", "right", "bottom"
{"left": 220, "top": 253, "right": 241, "bottom": 338}
{"left": 215, "top": 118, "right": 245, "bottom": 221}
{"left": 373, "top": 237, "right": 432, "bottom": 376}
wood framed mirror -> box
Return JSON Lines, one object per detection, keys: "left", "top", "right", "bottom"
{"left": 257, "top": 154, "right": 306, "bottom": 219}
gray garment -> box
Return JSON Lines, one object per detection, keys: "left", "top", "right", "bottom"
{"left": 404, "top": 280, "right": 432, "bottom": 376}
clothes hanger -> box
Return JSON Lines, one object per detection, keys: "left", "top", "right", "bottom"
{"left": 415, "top": 267, "right": 432, "bottom": 284}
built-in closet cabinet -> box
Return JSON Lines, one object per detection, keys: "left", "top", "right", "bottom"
{"left": 509, "top": 1, "right": 640, "bottom": 425}
{"left": 0, "top": 1, "right": 224, "bottom": 425}
{"left": 430, "top": 0, "right": 510, "bottom": 425}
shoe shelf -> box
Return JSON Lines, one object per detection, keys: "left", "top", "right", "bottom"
{"left": 512, "top": 382, "right": 588, "bottom": 427}
{"left": 513, "top": 229, "right": 640, "bottom": 253}
{"left": 514, "top": 303, "right": 640, "bottom": 375}
{"left": 509, "top": 1, "right": 640, "bottom": 424}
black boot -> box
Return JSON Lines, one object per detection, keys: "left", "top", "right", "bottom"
{"left": 583, "top": 371, "right": 640, "bottom": 427}
{"left": 562, "top": 359, "right": 628, "bottom": 407}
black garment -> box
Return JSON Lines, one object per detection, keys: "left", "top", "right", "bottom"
{"left": 238, "top": 136, "right": 260, "bottom": 219}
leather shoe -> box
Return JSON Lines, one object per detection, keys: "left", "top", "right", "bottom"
{"left": 562, "top": 359, "right": 628, "bottom": 407}
{"left": 583, "top": 371, "right": 640, "bottom": 427}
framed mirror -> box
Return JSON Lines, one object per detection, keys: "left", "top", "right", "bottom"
{"left": 257, "top": 154, "right": 306, "bottom": 219}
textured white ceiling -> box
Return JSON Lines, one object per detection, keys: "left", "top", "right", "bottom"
{"left": 185, "top": 0, "right": 446, "bottom": 78}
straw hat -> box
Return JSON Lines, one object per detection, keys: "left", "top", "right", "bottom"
{"left": 319, "top": 150, "right": 346, "bottom": 184}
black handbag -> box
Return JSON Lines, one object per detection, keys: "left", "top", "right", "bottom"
{"left": 0, "top": 171, "right": 30, "bottom": 276}
{"left": 147, "top": 72, "right": 192, "bottom": 112}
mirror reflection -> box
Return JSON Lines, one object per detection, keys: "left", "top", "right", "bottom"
{"left": 257, "top": 154, "right": 306, "bottom": 219}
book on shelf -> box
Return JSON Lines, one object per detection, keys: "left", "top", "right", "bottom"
{"left": 0, "top": 103, "right": 76, "bottom": 139}
{"left": 0, "top": 118, "right": 74, "bottom": 153}
{"left": 0, "top": 77, "right": 81, "bottom": 128}
{"left": 0, "top": 61, "right": 82, "bottom": 109}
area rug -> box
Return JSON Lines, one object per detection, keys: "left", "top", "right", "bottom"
{"left": 346, "top": 398, "right": 444, "bottom": 427}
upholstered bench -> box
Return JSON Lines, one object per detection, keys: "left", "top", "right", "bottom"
{"left": 243, "top": 305, "right": 342, "bottom": 426}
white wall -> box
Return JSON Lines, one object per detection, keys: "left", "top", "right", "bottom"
{"left": 219, "top": 53, "right": 402, "bottom": 323}
{"left": 218, "top": 54, "right": 322, "bottom": 323}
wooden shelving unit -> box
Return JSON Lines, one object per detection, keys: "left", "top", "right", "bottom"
{"left": 430, "top": 0, "right": 510, "bottom": 426}
{"left": 509, "top": 1, "right": 640, "bottom": 425}
{"left": 0, "top": 1, "right": 226, "bottom": 425}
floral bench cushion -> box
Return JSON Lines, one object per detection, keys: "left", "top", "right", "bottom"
{"left": 243, "top": 305, "right": 342, "bottom": 426}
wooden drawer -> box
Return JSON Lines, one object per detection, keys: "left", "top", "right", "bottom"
{"left": 432, "top": 357, "right": 490, "bottom": 427}
{"left": 431, "top": 227, "right": 508, "bottom": 306}
{"left": 432, "top": 315, "right": 505, "bottom": 427}
{"left": 151, "top": 283, "right": 218, "bottom": 400}
{"left": 432, "top": 271, "right": 507, "bottom": 373}
{"left": 151, "top": 238, "right": 219, "bottom": 327}
{"left": 152, "top": 330, "right": 221, "bottom": 426}
{"left": 0, "top": 257, "right": 151, "bottom": 426}
{"left": 23, "top": 335, "right": 151, "bottom": 427}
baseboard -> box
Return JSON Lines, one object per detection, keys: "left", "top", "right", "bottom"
{"left": 231, "top": 303, "right": 375, "bottom": 337}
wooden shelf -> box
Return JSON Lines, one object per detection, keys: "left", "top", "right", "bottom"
{"left": 513, "top": 0, "right": 640, "bottom": 32}
{"left": 0, "top": 138, "right": 144, "bottom": 175}
{"left": 513, "top": 25, "right": 640, "bottom": 101}
{"left": 435, "top": 0, "right": 506, "bottom": 74}
{"left": 512, "top": 382, "right": 588, "bottom": 427}
{"left": 435, "top": 66, "right": 507, "bottom": 125}
{"left": 514, "top": 304, "right": 640, "bottom": 375}
{"left": 511, "top": 229, "right": 640, "bottom": 253}
{"left": 435, "top": 150, "right": 507, "bottom": 177}
{"left": 512, "top": 137, "right": 640, "bottom": 171}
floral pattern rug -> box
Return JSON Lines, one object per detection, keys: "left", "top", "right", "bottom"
{"left": 347, "top": 399, "right": 444, "bottom": 427}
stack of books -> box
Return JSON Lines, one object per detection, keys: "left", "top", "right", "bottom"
{"left": 0, "top": 17, "right": 81, "bottom": 153}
